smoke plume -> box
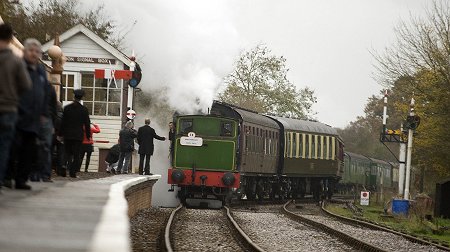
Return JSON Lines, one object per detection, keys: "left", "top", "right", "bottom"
{"left": 105, "top": 0, "right": 242, "bottom": 206}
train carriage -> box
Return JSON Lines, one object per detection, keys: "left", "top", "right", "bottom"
{"left": 269, "top": 116, "right": 345, "bottom": 199}
{"left": 341, "top": 152, "right": 371, "bottom": 193}
{"left": 368, "top": 158, "right": 393, "bottom": 190}
{"left": 339, "top": 152, "right": 397, "bottom": 195}
{"left": 211, "top": 101, "right": 281, "bottom": 200}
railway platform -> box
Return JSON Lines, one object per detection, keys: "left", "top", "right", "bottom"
{"left": 0, "top": 174, "right": 160, "bottom": 252}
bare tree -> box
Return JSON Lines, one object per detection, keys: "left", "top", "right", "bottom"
{"left": 372, "top": 0, "right": 450, "bottom": 187}
{"left": 373, "top": 1, "right": 450, "bottom": 87}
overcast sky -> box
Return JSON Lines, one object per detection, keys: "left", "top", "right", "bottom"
{"left": 80, "top": 1, "right": 428, "bottom": 127}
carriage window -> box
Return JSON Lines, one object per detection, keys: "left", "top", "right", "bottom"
{"left": 314, "top": 135, "right": 319, "bottom": 159}
{"left": 298, "top": 133, "right": 302, "bottom": 158}
{"left": 179, "top": 120, "right": 193, "bottom": 134}
{"left": 305, "top": 134, "right": 310, "bottom": 158}
{"left": 319, "top": 136, "right": 324, "bottom": 159}
{"left": 292, "top": 132, "right": 296, "bottom": 158}
{"left": 220, "top": 122, "right": 233, "bottom": 136}
{"left": 331, "top": 137, "right": 336, "bottom": 160}
{"left": 285, "top": 132, "right": 289, "bottom": 157}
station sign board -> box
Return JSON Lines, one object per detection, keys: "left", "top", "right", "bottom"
{"left": 360, "top": 191, "right": 370, "bottom": 206}
{"left": 180, "top": 132, "right": 203, "bottom": 147}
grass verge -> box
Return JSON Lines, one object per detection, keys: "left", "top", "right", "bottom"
{"left": 325, "top": 203, "right": 450, "bottom": 246}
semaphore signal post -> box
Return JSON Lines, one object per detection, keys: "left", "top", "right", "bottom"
{"left": 379, "top": 90, "right": 420, "bottom": 199}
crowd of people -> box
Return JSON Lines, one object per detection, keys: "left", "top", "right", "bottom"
{"left": 0, "top": 23, "right": 96, "bottom": 190}
{"left": 0, "top": 23, "right": 174, "bottom": 192}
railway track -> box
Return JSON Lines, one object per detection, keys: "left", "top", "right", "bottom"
{"left": 163, "top": 204, "right": 262, "bottom": 252}
{"left": 283, "top": 200, "right": 447, "bottom": 252}
{"left": 322, "top": 200, "right": 450, "bottom": 251}
{"left": 163, "top": 199, "right": 447, "bottom": 252}
{"left": 230, "top": 204, "right": 356, "bottom": 251}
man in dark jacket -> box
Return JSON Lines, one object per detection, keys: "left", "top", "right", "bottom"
{"left": 6, "top": 38, "right": 46, "bottom": 190}
{"left": 60, "top": 89, "right": 91, "bottom": 178}
{"left": 33, "top": 65, "right": 57, "bottom": 182}
{"left": 0, "top": 24, "right": 32, "bottom": 189}
{"left": 168, "top": 122, "right": 176, "bottom": 165}
{"left": 117, "top": 121, "right": 137, "bottom": 174}
{"left": 137, "top": 118, "right": 166, "bottom": 175}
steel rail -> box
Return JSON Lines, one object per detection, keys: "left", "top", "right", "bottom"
{"left": 163, "top": 204, "right": 183, "bottom": 252}
{"left": 322, "top": 200, "right": 450, "bottom": 251}
{"left": 282, "top": 200, "right": 388, "bottom": 252}
{"left": 224, "top": 206, "right": 267, "bottom": 252}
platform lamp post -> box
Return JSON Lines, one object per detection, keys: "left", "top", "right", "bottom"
{"left": 47, "top": 35, "right": 65, "bottom": 102}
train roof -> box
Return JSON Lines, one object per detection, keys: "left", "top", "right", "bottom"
{"left": 368, "top": 157, "right": 392, "bottom": 167}
{"left": 269, "top": 116, "right": 339, "bottom": 136}
{"left": 211, "top": 101, "right": 280, "bottom": 129}
{"left": 344, "top": 152, "right": 371, "bottom": 161}
{"left": 234, "top": 107, "right": 280, "bottom": 128}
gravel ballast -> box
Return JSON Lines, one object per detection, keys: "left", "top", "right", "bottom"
{"left": 130, "top": 207, "right": 173, "bottom": 252}
{"left": 233, "top": 210, "right": 356, "bottom": 252}
{"left": 299, "top": 214, "right": 445, "bottom": 252}
{"left": 172, "top": 208, "right": 244, "bottom": 252}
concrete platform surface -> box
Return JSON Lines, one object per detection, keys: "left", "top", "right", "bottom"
{"left": 0, "top": 175, "right": 158, "bottom": 252}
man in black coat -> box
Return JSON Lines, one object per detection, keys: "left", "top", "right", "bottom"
{"left": 168, "top": 122, "right": 176, "bottom": 165}
{"left": 59, "top": 89, "right": 91, "bottom": 178}
{"left": 137, "top": 118, "right": 166, "bottom": 175}
{"left": 117, "top": 121, "right": 137, "bottom": 174}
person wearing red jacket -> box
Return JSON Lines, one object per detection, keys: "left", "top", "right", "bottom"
{"left": 79, "top": 123, "right": 100, "bottom": 172}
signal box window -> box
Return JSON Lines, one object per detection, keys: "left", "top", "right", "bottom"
{"left": 221, "top": 122, "right": 233, "bottom": 136}
{"left": 179, "top": 120, "right": 193, "bottom": 134}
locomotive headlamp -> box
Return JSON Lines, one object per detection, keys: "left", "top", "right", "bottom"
{"left": 222, "top": 172, "right": 235, "bottom": 186}
{"left": 171, "top": 170, "right": 185, "bottom": 183}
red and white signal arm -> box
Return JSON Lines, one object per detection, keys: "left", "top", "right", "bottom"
{"left": 126, "top": 109, "right": 136, "bottom": 120}
{"left": 95, "top": 69, "right": 132, "bottom": 80}
{"left": 360, "top": 191, "right": 370, "bottom": 206}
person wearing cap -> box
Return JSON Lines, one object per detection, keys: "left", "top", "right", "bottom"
{"left": 5, "top": 38, "right": 46, "bottom": 190}
{"left": 59, "top": 89, "right": 91, "bottom": 178}
{"left": 0, "top": 23, "right": 32, "bottom": 190}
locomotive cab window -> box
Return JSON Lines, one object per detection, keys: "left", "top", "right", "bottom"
{"left": 220, "top": 122, "right": 234, "bottom": 136}
{"left": 179, "top": 120, "right": 193, "bottom": 134}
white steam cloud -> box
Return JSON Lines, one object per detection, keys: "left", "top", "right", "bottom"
{"left": 99, "top": 0, "right": 243, "bottom": 206}
{"left": 110, "top": 0, "right": 242, "bottom": 113}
